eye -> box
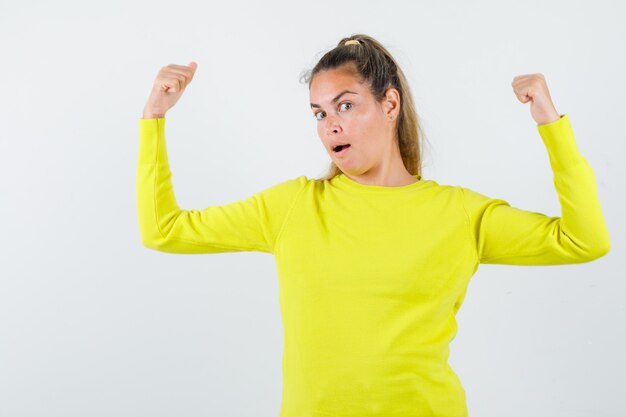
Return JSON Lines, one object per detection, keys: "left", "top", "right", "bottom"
{"left": 314, "top": 102, "right": 352, "bottom": 121}
{"left": 339, "top": 102, "right": 352, "bottom": 111}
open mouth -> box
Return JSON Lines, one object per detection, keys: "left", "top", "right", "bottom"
{"left": 333, "top": 144, "right": 351, "bottom": 153}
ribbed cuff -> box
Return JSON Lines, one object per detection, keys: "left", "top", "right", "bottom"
{"left": 138, "top": 117, "right": 168, "bottom": 165}
{"left": 537, "top": 114, "right": 584, "bottom": 172}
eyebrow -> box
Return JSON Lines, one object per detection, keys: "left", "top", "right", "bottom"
{"left": 310, "top": 90, "right": 358, "bottom": 109}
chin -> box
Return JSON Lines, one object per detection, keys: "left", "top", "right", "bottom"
{"left": 339, "top": 166, "right": 361, "bottom": 176}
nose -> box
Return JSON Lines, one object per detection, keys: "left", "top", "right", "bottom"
{"left": 325, "top": 115, "right": 342, "bottom": 136}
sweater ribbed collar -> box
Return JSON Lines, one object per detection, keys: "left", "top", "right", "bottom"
{"left": 332, "top": 173, "right": 424, "bottom": 193}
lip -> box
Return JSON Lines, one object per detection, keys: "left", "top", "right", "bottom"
{"left": 333, "top": 144, "right": 351, "bottom": 157}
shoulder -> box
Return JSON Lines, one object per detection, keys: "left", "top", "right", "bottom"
{"left": 419, "top": 178, "right": 497, "bottom": 209}
{"left": 419, "top": 178, "right": 462, "bottom": 195}
{"left": 253, "top": 175, "right": 311, "bottom": 202}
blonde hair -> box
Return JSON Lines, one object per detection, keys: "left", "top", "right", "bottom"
{"left": 300, "top": 34, "right": 430, "bottom": 181}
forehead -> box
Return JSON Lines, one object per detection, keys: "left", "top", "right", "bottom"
{"left": 309, "top": 68, "right": 364, "bottom": 100}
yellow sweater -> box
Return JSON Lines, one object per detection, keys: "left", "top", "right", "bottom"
{"left": 136, "top": 114, "right": 610, "bottom": 417}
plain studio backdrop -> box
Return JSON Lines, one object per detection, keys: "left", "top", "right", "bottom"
{"left": 1, "top": 1, "right": 624, "bottom": 416}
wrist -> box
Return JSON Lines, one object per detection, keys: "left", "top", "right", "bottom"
{"left": 142, "top": 110, "right": 165, "bottom": 119}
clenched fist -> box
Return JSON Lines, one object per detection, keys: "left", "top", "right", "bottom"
{"left": 142, "top": 61, "right": 198, "bottom": 119}
{"left": 511, "top": 73, "right": 561, "bottom": 125}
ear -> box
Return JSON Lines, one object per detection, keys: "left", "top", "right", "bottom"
{"left": 383, "top": 87, "right": 401, "bottom": 118}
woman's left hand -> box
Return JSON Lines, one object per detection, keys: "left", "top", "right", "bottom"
{"left": 511, "top": 73, "right": 561, "bottom": 125}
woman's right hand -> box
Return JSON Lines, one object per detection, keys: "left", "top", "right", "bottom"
{"left": 142, "top": 61, "right": 198, "bottom": 118}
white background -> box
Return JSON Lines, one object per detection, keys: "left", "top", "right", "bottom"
{"left": 1, "top": 0, "right": 624, "bottom": 416}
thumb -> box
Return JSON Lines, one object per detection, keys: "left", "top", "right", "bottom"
{"left": 189, "top": 61, "right": 198, "bottom": 71}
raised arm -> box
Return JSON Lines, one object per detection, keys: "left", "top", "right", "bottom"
{"left": 460, "top": 114, "right": 610, "bottom": 265}
{"left": 136, "top": 117, "right": 306, "bottom": 254}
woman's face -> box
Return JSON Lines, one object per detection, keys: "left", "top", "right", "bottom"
{"left": 309, "top": 66, "right": 399, "bottom": 176}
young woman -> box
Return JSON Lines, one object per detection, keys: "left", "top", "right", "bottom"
{"left": 137, "top": 34, "right": 610, "bottom": 417}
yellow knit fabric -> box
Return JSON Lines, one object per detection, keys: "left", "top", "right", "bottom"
{"left": 136, "top": 114, "right": 610, "bottom": 416}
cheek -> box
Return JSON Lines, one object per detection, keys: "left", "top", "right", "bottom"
{"left": 351, "top": 122, "right": 374, "bottom": 146}
{"left": 316, "top": 124, "right": 325, "bottom": 139}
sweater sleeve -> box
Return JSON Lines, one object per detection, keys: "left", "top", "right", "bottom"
{"left": 136, "top": 117, "right": 306, "bottom": 254}
{"left": 459, "top": 114, "right": 610, "bottom": 265}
